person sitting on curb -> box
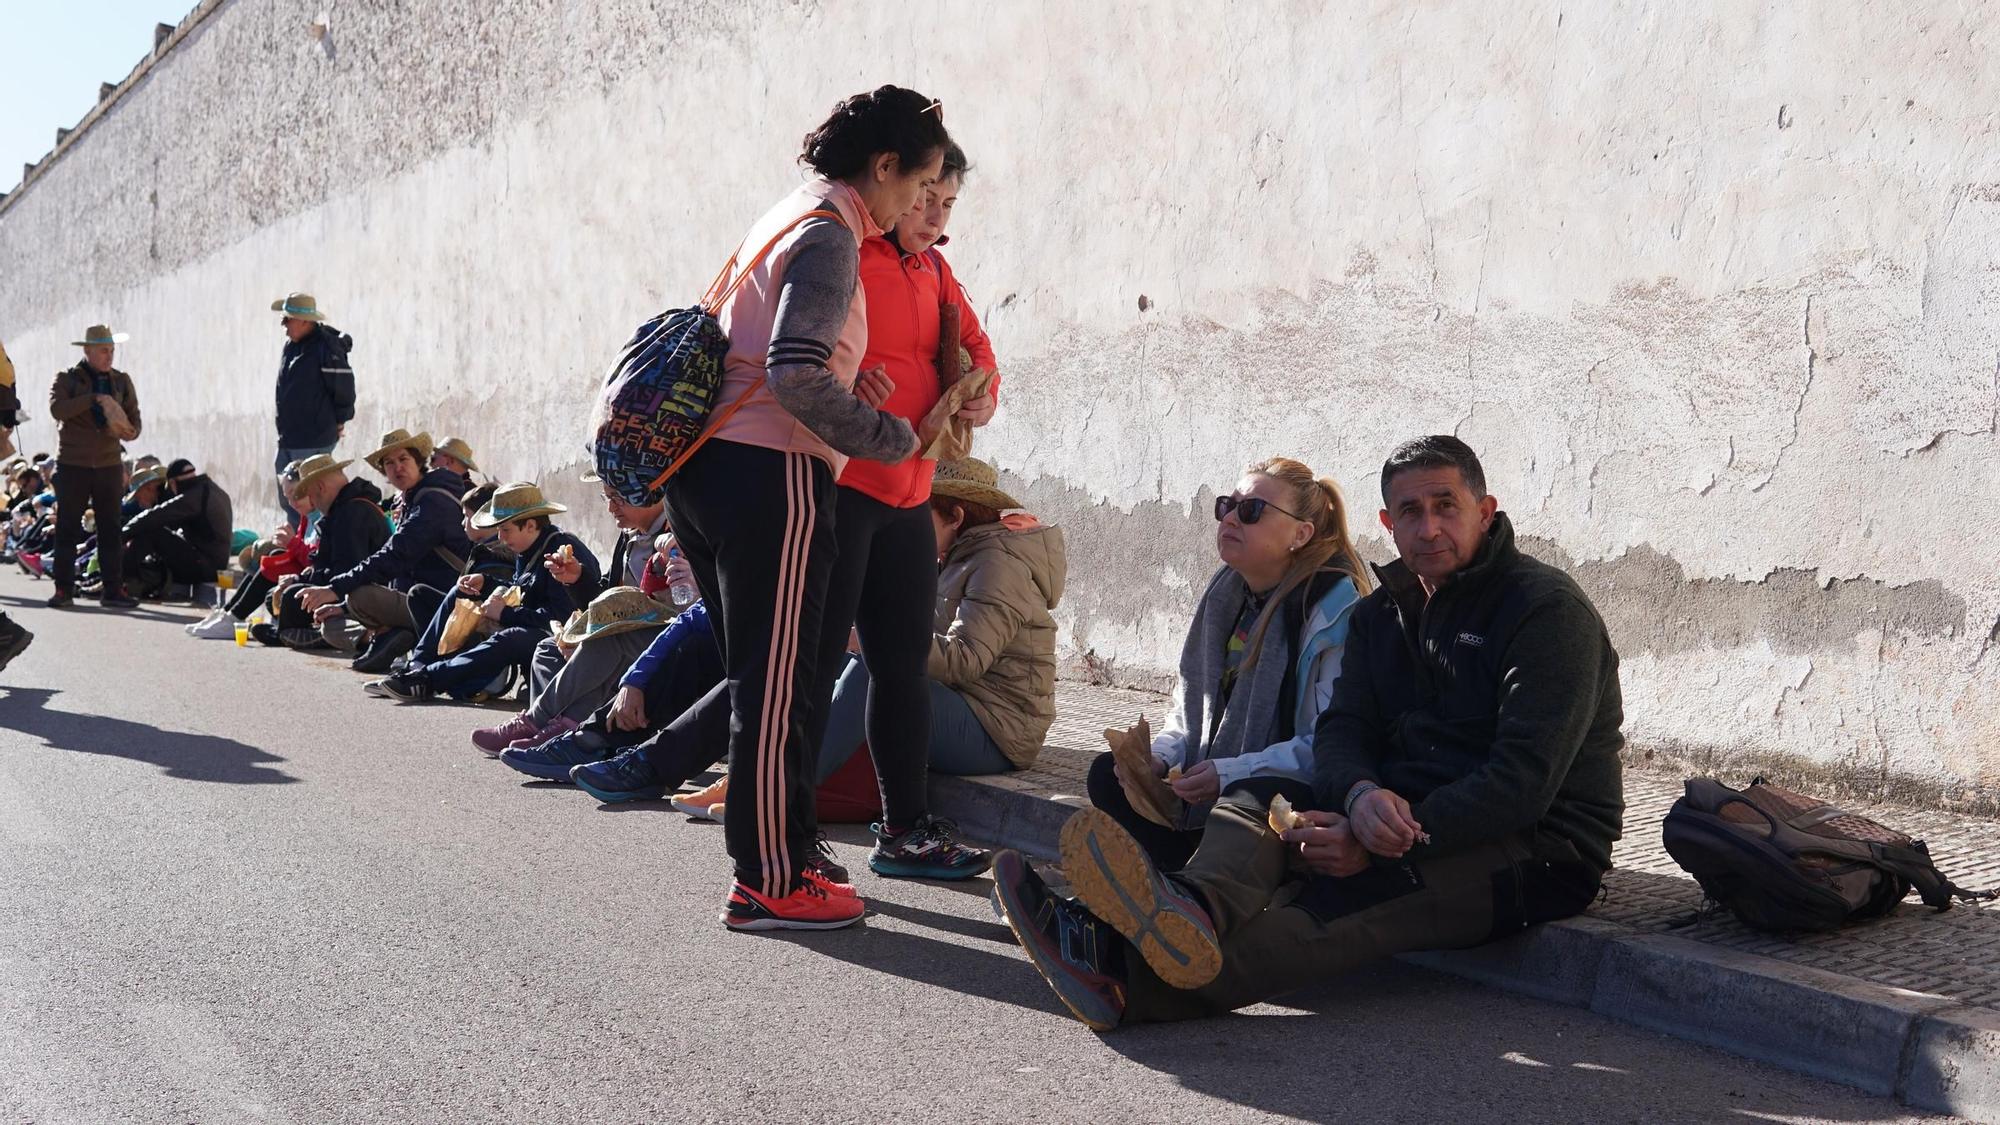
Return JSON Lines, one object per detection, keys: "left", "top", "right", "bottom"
{"left": 367, "top": 481, "right": 600, "bottom": 703}
{"left": 124, "top": 458, "right": 234, "bottom": 599}
{"left": 122, "top": 465, "right": 166, "bottom": 520}
{"left": 470, "top": 472, "right": 672, "bottom": 754}
{"left": 296, "top": 428, "right": 473, "bottom": 673}
{"left": 431, "top": 437, "right": 480, "bottom": 482}
{"left": 810, "top": 458, "right": 1066, "bottom": 793}
{"left": 265, "top": 454, "right": 391, "bottom": 648}
{"left": 1087, "top": 456, "right": 1373, "bottom": 871}
{"left": 990, "top": 435, "right": 1626, "bottom": 1029}
{"left": 496, "top": 587, "right": 717, "bottom": 787}
{"left": 191, "top": 463, "right": 312, "bottom": 640}
{"left": 378, "top": 482, "right": 519, "bottom": 667}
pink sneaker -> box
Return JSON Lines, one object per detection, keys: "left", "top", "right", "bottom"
{"left": 507, "top": 714, "right": 578, "bottom": 751}
{"left": 473, "top": 712, "right": 541, "bottom": 756}
{"left": 19, "top": 552, "right": 43, "bottom": 578}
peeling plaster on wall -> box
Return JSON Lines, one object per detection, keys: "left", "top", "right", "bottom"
{"left": 3, "top": 1, "right": 1999, "bottom": 794}
{"left": 1522, "top": 539, "right": 1968, "bottom": 657}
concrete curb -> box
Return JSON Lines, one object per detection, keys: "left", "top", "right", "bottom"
{"left": 929, "top": 773, "right": 2000, "bottom": 1120}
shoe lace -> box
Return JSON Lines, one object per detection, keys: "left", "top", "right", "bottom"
{"left": 814, "top": 832, "right": 839, "bottom": 863}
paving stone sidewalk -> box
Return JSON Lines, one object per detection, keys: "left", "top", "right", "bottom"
{"left": 929, "top": 680, "right": 2000, "bottom": 1117}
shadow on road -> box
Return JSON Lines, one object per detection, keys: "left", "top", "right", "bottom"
{"left": 0, "top": 685, "right": 297, "bottom": 785}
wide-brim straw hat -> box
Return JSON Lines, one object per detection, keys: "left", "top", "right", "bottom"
{"left": 435, "top": 437, "right": 479, "bottom": 472}
{"left": 556, "top": 586, "right": 671, "bottom": 645}
{"left": 930, "top": 458, "right": 1022, "bottom": 511}
{"left": 271, "top": 292, "right": 328, "bottom": 322}
{"left": 290, "top": 453, "right": 354, "bottom": 491}
{"left": 473, "top": 480, "right": 567, "bottom": 528}
{"left": 125, "top": 467, "right": 165, "bottom": 497}
{"left": 363, "top": 428, "right": 434, "bottom": 470}
{"left": 71, "top": 324, "right": 129, "bottom": 346}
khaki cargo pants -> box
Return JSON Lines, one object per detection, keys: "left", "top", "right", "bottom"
{"left": 1122, "top": 794, "right": 1603, "bottom": 1022}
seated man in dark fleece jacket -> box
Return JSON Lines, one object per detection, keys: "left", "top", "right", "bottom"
{"left": 990, "top": 435, "right": 1625, "bottom": 1029}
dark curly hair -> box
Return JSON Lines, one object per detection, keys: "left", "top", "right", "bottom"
{"left": 800, "top": 85, "right": 952, "bottom": 180}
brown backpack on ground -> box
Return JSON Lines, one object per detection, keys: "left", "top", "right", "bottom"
{"left": 1661, "top": 777, "right": 1996, "bottom": 933}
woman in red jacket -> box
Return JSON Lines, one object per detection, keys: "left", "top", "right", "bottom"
{"left": 806, "top": 142, "right": 1000, "bottom": 881}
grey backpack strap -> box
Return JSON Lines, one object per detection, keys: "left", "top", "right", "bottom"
{"left": 412, "top": 486, "right": 469, "bottom": 572}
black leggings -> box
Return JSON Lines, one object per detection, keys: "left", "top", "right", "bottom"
{"left": 225, "top": 571, "right": 277, "bottom": 619}
{"left": 1086, "top": 751, "right": 1317, "bottom": 872}
{"left": 664, "top": 440, "right": 838, "bottom": 898}
{"left": 803, "top": 487, "right": 938, "bottom": 835}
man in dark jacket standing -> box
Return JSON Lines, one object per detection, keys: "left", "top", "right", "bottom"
{"left": 272, "top": 293, "right": 356, "bottom": 522}
{"left": 49, "top": 325, "right": 142, "bottom": 609}
{"left": 124, "top": 458, "right": 234, "bottom": 596}
{"left": 990, "top": 435, "right": 1626, "bottom": 1028}
{"left": 297, "top": 428, "right": 471, "bottom": 672}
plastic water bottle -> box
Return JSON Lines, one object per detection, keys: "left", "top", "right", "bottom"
{"left": 669, "top": 546, "right": 697, "bottom": 607}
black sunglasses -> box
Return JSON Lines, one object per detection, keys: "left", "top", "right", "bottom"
{"left": 1214, "top": 494, "right": 1304, "bottom": 525}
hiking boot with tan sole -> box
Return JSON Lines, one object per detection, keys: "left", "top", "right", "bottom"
{"left": 1059, "top": 807, "right": 1222, "bottom": 990}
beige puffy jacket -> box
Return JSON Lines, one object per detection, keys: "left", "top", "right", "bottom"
{"left": 929, "top": 516, "right": 1067, "bottom": 768}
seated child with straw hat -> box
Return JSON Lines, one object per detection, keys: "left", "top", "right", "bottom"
{"left": 367, "top": 481, "right": 600, "bottom": 703}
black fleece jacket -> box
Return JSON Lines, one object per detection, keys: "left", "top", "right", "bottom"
{"left": 300, "top": 478, "right": 390, "bottom": 584}
{"left": 1313, "top": 513, "right": 1626, "bottom": 872}
{"left": 329, "top": 467, "right": 471, "bottom": 595}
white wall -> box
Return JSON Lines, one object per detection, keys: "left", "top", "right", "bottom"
{"left": 2, "top": 1, "right": 1996, "bottom": 799}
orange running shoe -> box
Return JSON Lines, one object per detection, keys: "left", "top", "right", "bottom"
{"left": 723, "top": 877, "right": 865, "bottom": 931}
{"left": 670, "top": 776, "right": 728, "bottom": 820}
{"left": 803, "top": 867, "right": 859, "bottom": 899}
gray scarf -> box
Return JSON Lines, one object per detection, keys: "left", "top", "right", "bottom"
{"left": 1169, "top": 566, "right": 1293, "bottom": 826}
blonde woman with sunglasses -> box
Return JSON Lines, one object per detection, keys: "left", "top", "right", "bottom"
{"left": 1089, "top": 458, "right": 1373, "bottom": 869}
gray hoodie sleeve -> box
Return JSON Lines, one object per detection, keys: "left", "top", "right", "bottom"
{"left": 763, "top": 221, "right": 917, "bottom": 462}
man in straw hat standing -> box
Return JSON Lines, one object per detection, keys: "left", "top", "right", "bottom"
{"left": 272, "top": 292, "right": 356, "bottom": 523}
{"left": 296, "top": 427, "right": 471, "bottom": 673}
{"left": 47, "top": 324, "right": 142, "bottom": 609}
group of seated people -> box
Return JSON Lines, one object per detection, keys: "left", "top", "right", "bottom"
{"left": 6, "top": 450, "right": 239, "bottom": 601}
{"left": 15, "top": 403, "right": 1627, "bottom": 1028}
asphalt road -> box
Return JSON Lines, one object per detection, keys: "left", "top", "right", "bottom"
{"left": 0, "top": 570, "right": 1957, "bottom": 1124}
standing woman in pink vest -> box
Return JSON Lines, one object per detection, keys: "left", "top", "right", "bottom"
{"left": 671, "top": 87, "right": 948, "bottom": 931}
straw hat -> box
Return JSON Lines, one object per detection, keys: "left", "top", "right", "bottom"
{"left": 71, "top": 324, "right": 129, "bottom": 346}
{"left": 556, "top": 586, "right": 671, "bottom": 645}
{"left": 363, "top": 428, "right": 434, "bottom": 470}
{"left": 289, "top": 453, "right": 354, "bottom": 491}
{"left": 125, "top": 467, "right": 165, "bottom": 497}
{"left": 930, "top": 458, "right": 1022, "bottom": 511}
{"left": 434, "top": 437, "right": 479, "bottom": 472}
{"left": 271, "top": 292, "right": 328, "bottom": 322}
{"left": 472, "top": 481, "right": 567, "bottom": 528}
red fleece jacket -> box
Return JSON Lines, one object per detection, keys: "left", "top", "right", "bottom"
{"left": 840, "top": 236, "right": 998, "bottom": 508}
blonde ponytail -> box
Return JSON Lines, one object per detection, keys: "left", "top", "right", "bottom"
{"left": 1237, "top": 457, "right": 1372, "bottom": 675}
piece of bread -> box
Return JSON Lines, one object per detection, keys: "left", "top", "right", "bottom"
{"left": 1267, "top": 793, "right": 1309, "bottom": 835}
{"left": 552, "top": 543, "right": 575, "bottom": 565}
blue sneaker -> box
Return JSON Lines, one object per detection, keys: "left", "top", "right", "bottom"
{"left": 570, "top": 749, "right": 667, "bottom": 803}
{"left": 498, "top": 729, "right": 613, "bottom": 783}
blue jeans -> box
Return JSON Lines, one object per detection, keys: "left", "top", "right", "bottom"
{"left": 277, "top": 444, "right": 335, "bottom": 525}
{"left": 410, "top": 588, "right": 534, "bottom": 697}
{"left": 814, "top": 652, "right": 1013, "bottom": 783}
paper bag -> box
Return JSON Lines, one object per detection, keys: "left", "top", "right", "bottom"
{"left": 437, "top": 598, "right": 488, "bottom": 656}
{"left": 917, "top": 366, "right": 995, "bottom": 461}
{"left": 1105, "top": 716, "right": 1182, "bottom": 828}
